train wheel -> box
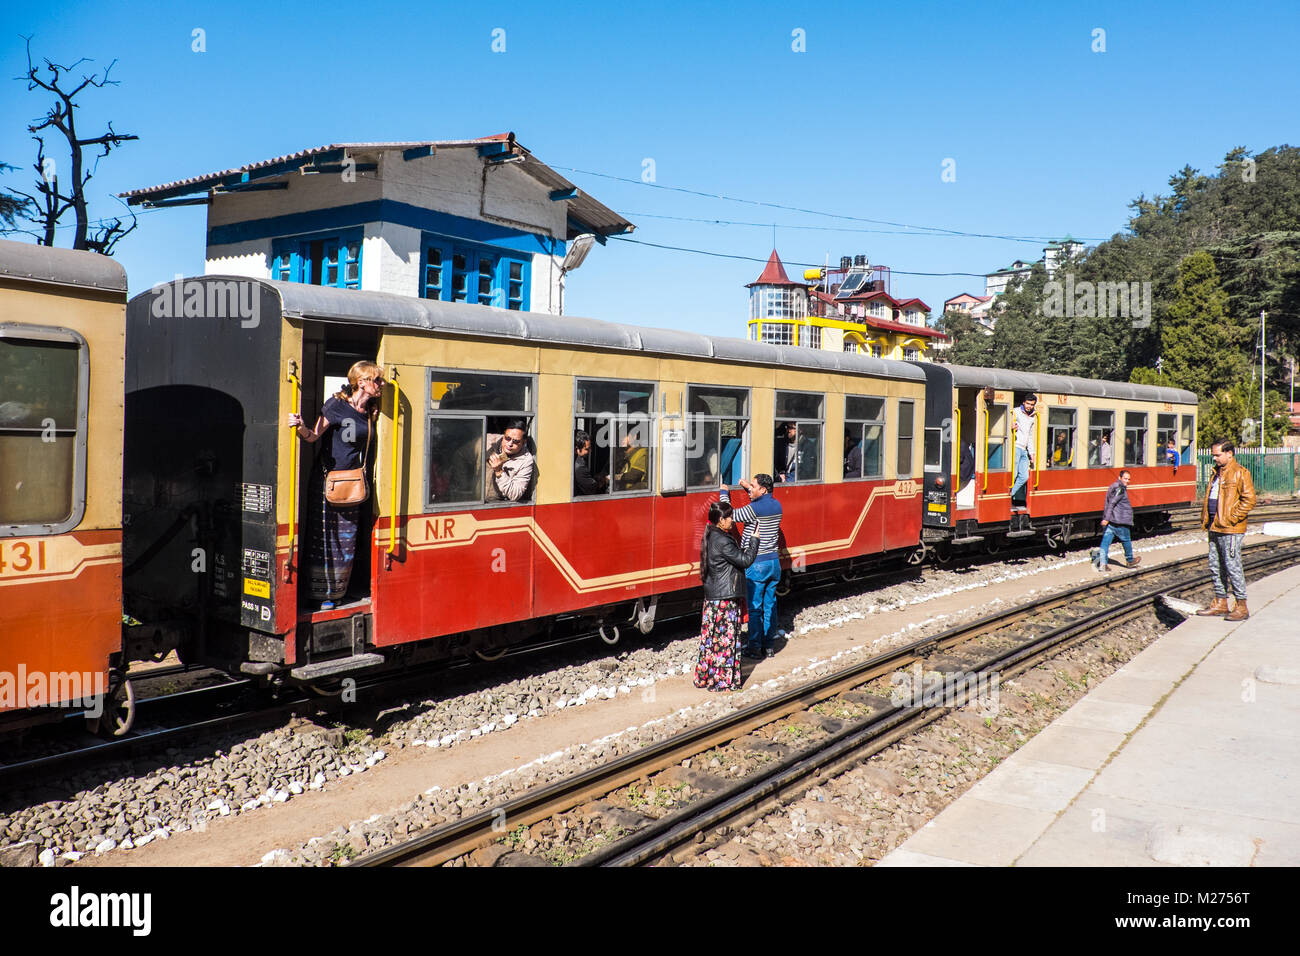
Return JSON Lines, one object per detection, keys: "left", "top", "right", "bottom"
{"left": 905, "top": 544, "right": 928, "bottom": 566}
{"left": 474, "top": 647, "right": 508, "bottom": 662}
{"left": 599, "top": 624, "right": 621, "bottom": 646}
{"left": 775, "top": 572, "right": 792, "bottom": 597}
{"left": 984, "top": 537, "right": 1002, "bottom": 555}
{"left": 933, "top": 543, "right": 953, "bottom": 565}
{"left": 88, "top": 678, "right": 136, "bottom": 738}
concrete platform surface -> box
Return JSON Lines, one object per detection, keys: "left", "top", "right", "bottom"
{"left": 879, "top": 561, "right": 1300, "bottom": 867}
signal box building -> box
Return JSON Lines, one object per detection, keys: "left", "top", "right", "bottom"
{"left": 120, "top": 134, "right": 634, "bottom": 315}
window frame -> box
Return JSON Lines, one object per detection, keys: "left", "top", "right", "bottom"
{"left": 897, "top": 398, "right": 916, "bottom": 478}
{"left": 1046, "top": 406, "right": 1077, "bottom": 470}
{"left": 572, "top": 375, "right": 658, "bottom": 500}
{"left": 1180, "top": 413, "right": 1196, "bottom": 463}
{"left": 774, "top": 389, "right": 825, "bottom": 483}
{"left": 420, "top": 234, "right": 531, "bottom": 310}
{"left": 1089, "top": 409, "right": 1115, "bottom": 468}
{"left": 984, "top": 402, "right": 1010, "bottom": 473}
{"left": 0, "top": 323, "right": 89, "bottom": 537}
{"left": 1124, "top": 411, "right": 1148, "bottom": 467}
{"left": 843, "top": 394, "right": 887, "bottom": 481}
{"left": 685, "top": 384, "right": 751, "bottom": 491}
{"left": 423, "top": 367, "right": 538, "bottom": 511}
{"left": 270, "top": 228, "right": 363, "bottom": 289}
{"left": 1156, "top": 412, "right": 1178, "bottom": 463}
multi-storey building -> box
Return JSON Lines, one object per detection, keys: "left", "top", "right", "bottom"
{"left": 746, "top": 251, "right": 945, "bottom": 361}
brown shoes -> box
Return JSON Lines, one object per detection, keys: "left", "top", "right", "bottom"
{"left": 1225, "top": 601, "right": 1250, "bottom": 622}
{"left": 1196, "top": 598, "right": 1230, "bottom": 616}
{"left": 1128, "top": 556, "right": 1141, "bottom": 567}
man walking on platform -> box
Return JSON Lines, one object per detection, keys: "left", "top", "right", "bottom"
{"left": 721, "top": 474, "right": 784, "bottom": 659}
{"left": 1010, "top": 394, "right": 1037, "bottom": 513}
{"left": 1091, "top": 469, "right": 1140, "bottom": 572}
{"left": 1196, "top": 440, "right": 1257, "bottom": 621}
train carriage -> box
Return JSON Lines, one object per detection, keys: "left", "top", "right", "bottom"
{"left": 909, "top": 362, "right": 1198, "bottom": 554}
{"left": 0, "top": 239, "right": 132, "bottom": 734}
{"left": 123, "top": 277, "right": 928, "bottom": 685}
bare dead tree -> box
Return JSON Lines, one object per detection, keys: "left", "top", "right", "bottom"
{"left": 9, "top": 37, "right": 140, "bottom": 254}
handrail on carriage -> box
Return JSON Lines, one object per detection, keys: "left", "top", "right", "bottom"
{"left": 385, "top": 366, "right": 401, "bottom": 570}
{"left": 286, "top": 361, "right": 301, "bottom": 582}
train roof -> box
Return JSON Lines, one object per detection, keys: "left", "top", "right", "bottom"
{"left": 0, "top": 238, "right": 128, "bottom": 294}
{"left": 250, "top": 279, "right": 929, "bottom": 382}
{"left": 941, "top": 363, "right": 1197, "bottom": 405}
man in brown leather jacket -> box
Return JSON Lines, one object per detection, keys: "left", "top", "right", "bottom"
{"left": 1196, "top": 440, "right": 1257, "bottom": 621}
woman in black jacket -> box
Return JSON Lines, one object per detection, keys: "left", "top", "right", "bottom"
{"left": 694, "top": 501, "right": 760, "bottom": 691}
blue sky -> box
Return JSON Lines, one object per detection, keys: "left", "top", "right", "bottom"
{"left": 2, "top": 1, "right": 1298, "bottom": 338}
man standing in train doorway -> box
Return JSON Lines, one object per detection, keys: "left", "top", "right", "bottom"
{"left": 1010, "top": 393, "right": 1037, "bottom": 514}
{"left": 1196, "top": 440, "right": 1257, "bottom": 621}
{"left": 721, "top": 474, "right": 784, "bottom": 659}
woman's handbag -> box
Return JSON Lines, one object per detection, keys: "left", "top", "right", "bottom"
{"left": 324, "top": 410, "right": 373, "bottom": 507}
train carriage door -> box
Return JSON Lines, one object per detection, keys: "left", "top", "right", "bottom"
{"left": 907, "top": 362, "right": 954, "bottom": 529}
{"left": 955, "top": 389, "right": 977, "bottom": 510}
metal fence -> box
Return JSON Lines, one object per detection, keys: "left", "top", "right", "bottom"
{"left": 1195, "top": 447, "right": 1300, "bottom": 498}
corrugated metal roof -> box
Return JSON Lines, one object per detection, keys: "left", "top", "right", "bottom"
{"left": 943, "top": 363, "right": 1196, "bottom": 404}
{"left": 0, "top": 238, "right": 128, "bottom": 294}
{"left": 141, "top": 278, "right": 927, "bottom": 382}
{"left": 118, "top": 136, "right": 634, "bottom": 239}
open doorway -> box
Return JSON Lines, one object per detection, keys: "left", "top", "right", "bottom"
{"left": 297, "top": 322, "right": 382, "bottom": 610}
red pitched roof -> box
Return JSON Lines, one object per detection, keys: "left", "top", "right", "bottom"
{"left": 747, "top": 249, "right": 803, "bottom": 287}
{"left": 894, "top": 297, "right": 932, "bottom": 313}
{"left": 860, "top": 316, "right": 946, "bottom": 339}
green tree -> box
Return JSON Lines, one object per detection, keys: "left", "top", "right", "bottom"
{"left": 1199, "top": 381, "right": 1290, "bottom": 447}
{"left": 1160, "top": 251, "right": 1252, "bottom": 399}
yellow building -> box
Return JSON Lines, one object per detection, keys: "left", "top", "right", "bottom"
{"left": 746, "top": 250, "right": 945, "bottom": 360}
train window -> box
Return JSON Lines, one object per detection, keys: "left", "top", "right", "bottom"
{"left": 575, "top": 378, "right": 655, "bottom": 496}
{"left": 1088, "top": 410, "right": 1115, "bottom": 467}
{"left": 985, "top": 404, "right": 1008, "bottom": 471}
{"left": 426, "top": 370, "right": 535, "bottom": 507}
{"left": 1180, "top": 414, "right": 1195, "bottom": 463}
{"left": 1124, "top": 412, "right": 1148, "bottom": 467}
{"left": 1047, "top": 408, "right": 1076, "bottom": 468}
{"left": 0, "top": 332, "right": 84, "bottom": 530}
{"left": 844, "top": 396, "right": 885, "bottom": 480}
{"left": 923, "top": 427, "right": 942, "bottom": 472}
{"left": 774, "top": 391, "right": 823, "bottom": 482}
{"left": 686, "top": 386, "right": 749, "bottom": 488}
{"left": 897, "top": 400, "right": 915, "bottom": 477}
{"left": 1156, "top": 413, "right": 1178, "bottom": 463}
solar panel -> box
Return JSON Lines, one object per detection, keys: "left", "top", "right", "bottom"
{"left": 835, "top": 273, "right": 868, "bottom": 298}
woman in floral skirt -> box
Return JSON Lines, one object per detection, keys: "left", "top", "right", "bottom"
{"left": 695, "top": 500, "right": 759, "bottom": 691}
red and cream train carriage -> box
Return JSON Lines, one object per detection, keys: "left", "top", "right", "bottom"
{"left": 123, "top": 278, "right": 929, "bottom": 685}
{"left": 910, "top": 362, "right": 1198, "bottom": 555}
{"left": 0, "top": 239, "right": 133, "bottom": 735}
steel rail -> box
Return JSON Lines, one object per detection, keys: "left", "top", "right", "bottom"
{"left": 359, "top": 538, "right": 1300, "bottom": 868}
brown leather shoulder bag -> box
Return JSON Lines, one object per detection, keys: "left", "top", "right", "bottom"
{"left": 325, "top": 410, "right": 373, "bottom": 507}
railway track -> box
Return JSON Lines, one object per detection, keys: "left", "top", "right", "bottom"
{"left": 6, "top": 506, "right": 1295, "bottom": 790}
{"left": 357, "top": 536, "right": 1300, "bottom": 867}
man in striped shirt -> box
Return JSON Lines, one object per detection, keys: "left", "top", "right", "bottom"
{"left": 720, "top": 473, "right": 784, "bottom": 659}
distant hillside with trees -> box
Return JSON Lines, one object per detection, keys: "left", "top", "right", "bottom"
{"left": 945, "top": 146, "right": 1300, "bottom": 444}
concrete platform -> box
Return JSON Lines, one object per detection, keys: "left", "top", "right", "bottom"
{"left": 879, "top": 562, "right": 1300, "bottom": 867}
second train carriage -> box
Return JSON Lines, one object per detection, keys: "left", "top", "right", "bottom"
{"left": 0, "top": 239, "right": 135, "bottom": 735}
{"left": 908, "top": 362, "right": 1198, "bottom": 555}
{"left": 123, "top": 277, "right": 929, "bottom": 684}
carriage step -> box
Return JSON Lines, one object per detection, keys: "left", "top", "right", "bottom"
{"left": 290, "top": 653, "right": 385, "bottom": 681}
{"left": 1005, "top": 529, "right": 1038, "bottom": 539}
{"left": 949, "top": 536, "right": 985, "bottom": 545}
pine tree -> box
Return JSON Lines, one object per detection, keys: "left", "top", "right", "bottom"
{"left": 1160, "top": 251, "right": 1251, "bottom": 400}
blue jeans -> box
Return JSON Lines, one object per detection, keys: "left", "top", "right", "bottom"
{"left": 1011, "top": 446, "right": 1031, "bottom": 503}
{"left": 1097, "top": 523, "right": 1133, "bottom": 566}
{"left": 744, "top": 556, "right": 781, "bottom": 654}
